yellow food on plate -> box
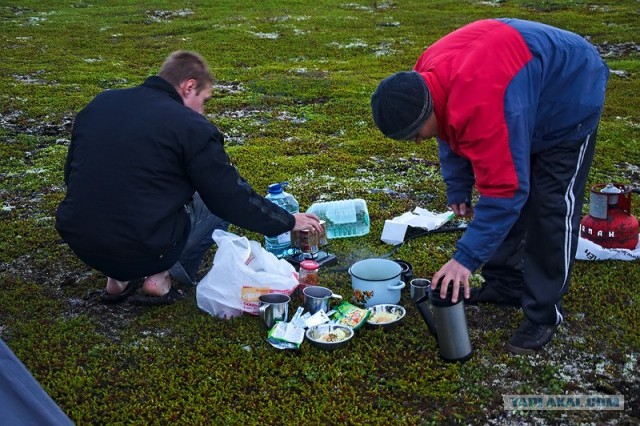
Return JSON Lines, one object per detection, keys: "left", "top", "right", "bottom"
{"left": 318, "top": 329, "right": 348, "bottom": 342}
{"left": 369, "top": 311, "right": 400, "bottom": 324}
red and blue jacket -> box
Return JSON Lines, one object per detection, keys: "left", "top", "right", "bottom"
{"left": 414, "top": 18, "right": 609, "bottom": 272}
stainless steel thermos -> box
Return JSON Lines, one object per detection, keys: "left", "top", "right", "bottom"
{"left": 415, "top": 279, "right": 473, "bottom": 362}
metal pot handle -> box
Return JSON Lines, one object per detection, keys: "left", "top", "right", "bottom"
{"left": 386, "top": 280, "right": 405, "bottom": 291}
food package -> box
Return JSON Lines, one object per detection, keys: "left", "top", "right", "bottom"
{"left": 267, "top": 321, "right": 305, "bottom": 350}
{"left": 329, "top": 301, "right": 370, "bottom": 330}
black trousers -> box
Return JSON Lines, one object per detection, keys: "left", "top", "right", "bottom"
{"left": 481, "top": 131, "right": 597, "bottom": 325}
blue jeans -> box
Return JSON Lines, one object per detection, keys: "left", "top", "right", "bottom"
{"left": 169, "top": 193, "right": 229, "bottom": 286}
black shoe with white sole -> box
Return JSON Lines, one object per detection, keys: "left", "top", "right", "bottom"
{"left": 506, "top": 319, "right": 558, "bottom": 355}
{"left": 466, "top": 286, "right": 521, "bottom": 307}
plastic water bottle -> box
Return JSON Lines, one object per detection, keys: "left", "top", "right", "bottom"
{"left": 264, "top": 182, "right": 299, "bottom": 257}
{"left": 306, "top": 199, "right": 370, "bottom": 239}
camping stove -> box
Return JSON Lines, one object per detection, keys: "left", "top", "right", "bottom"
{"left": 285, "top": 250, "right": 337, "bottom": 269}
{"left": 580, "top": 183, "right": 639, "bottom": 249}
{"left": 284, "top": 223, "right": 337, "bottom": 269}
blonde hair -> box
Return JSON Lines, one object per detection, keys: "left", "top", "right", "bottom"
{"left": 158, "top": 50, "right": 214, "bottom": 92}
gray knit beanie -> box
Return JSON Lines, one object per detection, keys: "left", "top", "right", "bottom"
{"left": 370, "top": 71, "right": 433, "bottom": 140}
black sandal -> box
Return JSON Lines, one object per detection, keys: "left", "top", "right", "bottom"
{"left": 130, "top": 287, "right": 185, "bottom": 306}
{"left": 98, "top": 278, "right": 143, "bottom": 304}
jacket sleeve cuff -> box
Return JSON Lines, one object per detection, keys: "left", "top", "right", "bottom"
{"left": 452, "top": 249, "right": 482, "bottom": 273}
{"left": 447, "top": 191, "right": 472, "bottom": 206}
{"left": 286, "top": 212, "right": 296, "bottom": 231}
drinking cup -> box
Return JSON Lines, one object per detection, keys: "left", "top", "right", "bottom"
{"left": 302, "top": 286, "right": 342, "bottom": 314}
{"left": 410, "top": 278, "right": 431, "bottom": 302}
{"left": 258, "top": 293, "right": 290, "bottom": 328}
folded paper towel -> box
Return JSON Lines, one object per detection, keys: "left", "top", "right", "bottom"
{"left": 381, "top": 207, "right": 454, "bottom": 245}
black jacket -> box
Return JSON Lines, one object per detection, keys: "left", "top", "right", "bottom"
{"left": 56, "top": 76, "right": 294, "bottom": 280}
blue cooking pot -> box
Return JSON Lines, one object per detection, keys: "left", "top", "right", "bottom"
{"left": 349, "top": 258, "right": 405, "bottom": 307}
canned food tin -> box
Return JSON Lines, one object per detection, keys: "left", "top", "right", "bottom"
{"left": 291, "top": 229, "right": 300, "bottom": 249}
{"left": 292, "top": 229, "right": 319, "bottom": 254}
{"left": 319, "top": 220, "right": 328, "bottom": 246}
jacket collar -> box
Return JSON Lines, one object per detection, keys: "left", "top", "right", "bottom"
{"left": 419, "top": 71, "right": 447, "bottom": 141}
{"left": 142, "top": 76, "right": 184, "bottom": 105}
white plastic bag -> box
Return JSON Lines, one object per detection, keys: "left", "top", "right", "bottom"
{"left": 575, "top": 235, "right": 640, "bottom": 261}
{"left": 196, "top": 230, "right": 299, "bottom": 318}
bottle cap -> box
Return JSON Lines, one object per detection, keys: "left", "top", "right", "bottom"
{"left": 601, "top": 183, "right": 622, "bottom": 194}
{"left": 300, "top": 260, "right": 319, "bottom": 270}
{"left": 268, "top": 183, "right": 283, "bottom": 194}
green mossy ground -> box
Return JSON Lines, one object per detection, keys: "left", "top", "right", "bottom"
{"left": 0, "top": 1, "right": 638, "bottom": 424}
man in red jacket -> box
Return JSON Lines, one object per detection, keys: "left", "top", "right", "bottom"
{"left": 56, "top": 51, "right": 321, "bottom": 305}
{"left": 371, "top": 19, "right": 609, "bottom": 354}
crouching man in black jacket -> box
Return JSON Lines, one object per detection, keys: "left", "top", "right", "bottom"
{"left": 56, "top": 51, "right": 321, "bottom": 305}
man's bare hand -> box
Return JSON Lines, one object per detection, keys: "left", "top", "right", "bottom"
{"left": 292, "top": 213, "right": 322, "bottom": 233}
{"left": 431, "top": 259, "right": 471, "bottom": 303}
{"left": 449, "top": 202, "right": 474, "bottom": 218}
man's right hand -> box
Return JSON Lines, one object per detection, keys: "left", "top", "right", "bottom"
{"left": 292, "top": 213, "right": 323, "bottom": 233}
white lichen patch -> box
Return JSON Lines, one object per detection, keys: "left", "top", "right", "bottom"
{"left": 249, "top": 31, "right": 280, "bottom": 39}
{"left": 373, "top": 1, "right": 396, "bottom": 10}
{"left": 277, "top": 111, "right": 306, "bottom": 124}
{"left": 0, "top": 110, "right": 24, "bottom": 127}
{"left": 146, "top": 9, "right": 194, "bottom": 22}
{"left": 215, "top": 108, "right": 263, "bottom": 120}
{"left": 215, "top": 107, "right": 307, "bottom": 125}
{"left": 374, "top": 42, "right": 397, "bottom": 56}
{"left": 22, "top": 16, "right": 48, "bottom": 26}
{"left": 621, "top": 162, "right": 639, "bottom": 174}
{"left": 610, "top": 69, "right": 629, "bottom": 78}
{"left": 477, "top": 0, "right": 504, "bottom": 6}
{"left": 211, "top": 23, "right": 247, "bottom": 30}
{"left": 341, "top": 3, "right": 373, "bottom": 12}
{"left": 12, "top": 70, "right": 53, "bottom": 85}
{"left": 622, "top": 353, "right": 638, "bottom": 380}
{"left": 377, "top": 21, "right": 400, "bottom": 27}
{"left": 223, "top": 135, "right": 247, "bottom": 145}
{"left": 589, "top": 5, "right": 611, "bottom": 12}
{"left": 288, "top": 68, "right": 328, "bottom": 78}
{"left": 25, "top": 168, "right": 46, "bottom": 175}
{"left": 212, "top": 82, "right": 245, "bottom": 94}
{"left": 615, "top": 116, "right": 640, "bottom": 129}
{"left": 329, "top": 40, "right": 368, "bottom": 49}
{"left": 266, "top": 15, "right": 292, "bottom": 23}
{"left": 596, "top": 41, "right": 640, "bottom": 58}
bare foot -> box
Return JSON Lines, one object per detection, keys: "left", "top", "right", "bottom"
{"left": 142, "top": 271, "right": 171, "bottom": 296}
{"left": 106, "top": 277, "right": 129, "bottom": 295}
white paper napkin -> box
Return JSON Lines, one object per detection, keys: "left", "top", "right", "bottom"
{"left": 381, "top": 208, "right": 454, "bottom": 245}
